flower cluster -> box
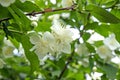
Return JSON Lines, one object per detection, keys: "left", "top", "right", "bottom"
{"left": 30, "top": 19, "right": 74, "bottom": 59}
{"left": 96, "top": 33, "right": 120, "bottom": 61}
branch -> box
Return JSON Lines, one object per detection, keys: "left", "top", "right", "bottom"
{"left": 26, "top": 5, "right": 76, "bottom": 16}
{"left": 0, "top": 5, "right": 76, "bottom": 22}
{"left": 57, "top": 50, "right": 74, "bottom": 80}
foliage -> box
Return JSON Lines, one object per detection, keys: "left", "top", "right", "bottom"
{"left": 0, "top": 0, "right": 120, "bottom": 80}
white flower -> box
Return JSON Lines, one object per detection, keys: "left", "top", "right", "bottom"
{"left": 0, "top": 59, "right": 5, "bottom": 69}
{"left": 51, "top": 19, "right": 74, "bottom": 53}
{"left": 75, "top": 43, "right": 89, "bottom": 57}
{"left": 91, "top": 72, "right": 103, "bottom": 80}
{"left": 30, "top": 32, "right": 55, "bottom": 59}
{"left": 30, "top": 19, "right": 75, "bottom": 58}
{"left": 2, "top": 38, "right": 15, "bottom": 58}
{"left": 51, "top": 20, "right": 73, "bottom": 43}
{"left": 0, "top": 0, "right": 15, "bottom": 7}
{"left": 2, "top": 46, "right": 14, "bottom": 58}
{"left": 103, "top": 33, "right": 120, "bottom": 50}
{"left": 61, "top": 0, "right": 75, "bottom": 8}
{"left": 96, "top": 45, "right": 114, "bottom": 61}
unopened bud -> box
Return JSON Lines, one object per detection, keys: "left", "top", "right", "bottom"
{"left": 93, "top": 66, "right": 97, "bottom": 72}
{"left": 31, "top": 21, "right": 38, "bottom": 27}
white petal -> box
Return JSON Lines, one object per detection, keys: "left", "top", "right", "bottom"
{"left": 60, "top": 43, "right": 71, "bottom": 54}
{"left": 43, "top": 31, "right": 55, "bottom": 43}
{"left": 103, "top": 33, "right": 120, "bottom": 50}
{"left": 96, "top": 45, "right": 113, "bottom": 60}
{"left": 76, "top": 43, "right": 89, "bottom": 56}
{"left": 30, "top": 33, "right": 41, "bottom": 44}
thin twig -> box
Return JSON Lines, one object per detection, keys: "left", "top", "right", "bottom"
{"left": 0, "top": 5, "right": 76, "bottom": 22}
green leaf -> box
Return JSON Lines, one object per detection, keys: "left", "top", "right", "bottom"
{"left": 13, "top": 33, "right": 39, "bottom": 73}
{"left": 85, "top": 22, "right": 109, "bottom": 37}
{"left": 35, "top": 0, "right": 46, "bottom": 8}
{"left": 0, "top": 31, "right": 4, "bottom": 53}
{"left": 66, "top": 71, "right": 84, "bottom": 80}
{"left": 8, "top": 5, "right": 31, "bottom": 32}
{"left": 110, "top": 23, "right": 120, "bottom": 42}
{"left": 0, "top": 5, "right": 11, "bottom": 19}
{"left": 85, "top": 22, "right": 98, "bottom": 30}
{"left": 95, "top": 24, "right": 110, "bottom": 37}
{"left": 82, "top": 32, "right": 91, "bottom": 41}
{"left": 69, "top": 11, "right": 82, "bottom": 27}
{"left": 94, "top": 40, "right": 103, "bottom": 47}
{"left": 9, "top": 37, "right": 19, "bottom": 49}
{"left": 89, "top": 56, "right": 94, "bottom": 71}
{"left": 21, "top": 35, "right": 39, "bottom": 73}
{"left": 86, "top": 42, "right": 95, "bottom": 53}
{"left": 103, "top": 0, "right": 118, "bottom": 8}
{"left": 111, "top": 9, "right": 120, "bottom": 20}
{"left": 116, "top": 69, "right": 120, "bottom": 79}
{"left": 35, "top": 21, "right": 51, "bottom": 32}
{"left": 0, "top": 30, "right": 4, "bottom": 46}
{"left": 78, "top": 12, "right": 89, "bottom": 25}
{"left": 86, "top": 5, "right": 120, "bottom": 23}
{"left": 98, "top": 62, "right": 118, "bottom": 79}
{"left": 7, "top": 7, "right": 23, "bottom": 31}
{"left": 15, "top": 1, "right": 40, "bottom": 12}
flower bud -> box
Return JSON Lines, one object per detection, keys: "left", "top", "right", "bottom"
{"left": 31, "top": 21, "right": 38, "bottom": 27}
